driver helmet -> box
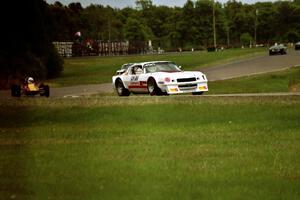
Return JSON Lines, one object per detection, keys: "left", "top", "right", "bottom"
{"left": 27, "top": 77, "right": 34, "bottom": 83}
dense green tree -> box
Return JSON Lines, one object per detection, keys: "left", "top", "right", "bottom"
{"left": 255, "top": 2, "right": 276, "bottom": 44}
{"left": 163, "top": 8, "right": 183, "bottom": 50}
{"left": 124, "top": 17, "right": 151, "bottom": 53}
{"left": 0, "top": 0, "right": 63, "bottom": 88}
{"left": 224, "top": 0, "right": 244, "bottom": 45}
{"left": 275, "top": 1, "right": 300, "bottom": 42}
{"left": 175, "top": 0, "right": 196, "bottom": 49}
{"left": 194, "top": 0, "right": 214, "bottom": 47}
{"left": 240, "top": 32, "right": 253, "bottom": 46}
{"left": 135, "top": 0, "right": 153, "bottom": 10}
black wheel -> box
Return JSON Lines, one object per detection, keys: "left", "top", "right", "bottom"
{"left": 192, "top": 92, "right": 204, "bottom": 95}
{"left": 11, "top": 85, "right": 21, "bottom": 97}
{"left": 44, "top": 85, "right": 50, "bottom": 97}
{"left": 147, "top": 78, "right": 163, "bottom": 96}
{"left": 39, "top": 84, "right": 44, "bottom": 96}
{"left": 39, "top": 85, "right": 50, "bottom": 97}
{"left": 116, "top": 80, "right": 130, "bottom": 96}
{"left": 269, "top": 51, "right": 273, "bottom": 56}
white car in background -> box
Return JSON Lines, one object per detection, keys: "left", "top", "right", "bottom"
{"left": 112, "top": 61, "right": 208, "bottom": 96}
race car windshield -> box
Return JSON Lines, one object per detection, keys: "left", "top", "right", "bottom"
{"left": 145, "top": 62, "right": 181, "bottom": 73}
{"left": 121, "top": 63, "right": 133, "bottom": 70}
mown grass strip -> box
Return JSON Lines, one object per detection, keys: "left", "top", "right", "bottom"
{"left": 0, "top": 96, "right": 299, "bottom": 200}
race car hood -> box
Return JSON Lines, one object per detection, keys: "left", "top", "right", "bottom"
{"left": 153, "top": 71, "right": 207, "bottom": 81}
{"left": 269, "top": 45, "right": 286, "bottom": 50}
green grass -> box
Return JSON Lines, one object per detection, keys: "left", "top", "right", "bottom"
{"left": 1, "top": 96, "right": 300, "bottom": 199}
{"left": 207, "top": 66, "right": 300, "bottom": 94}
{"left": 48, "top": 48, "right": 265, "bottom": 87}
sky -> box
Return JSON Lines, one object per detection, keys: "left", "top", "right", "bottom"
{"left": 45, "top": 0, "right": 276, "bottom": 8}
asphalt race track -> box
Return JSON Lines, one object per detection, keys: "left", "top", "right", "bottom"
{"left": 201, "top": 49, "right": 300, "bottom": 81}
{"left": 1, "top": 50, "right": 300, "bottom": 98}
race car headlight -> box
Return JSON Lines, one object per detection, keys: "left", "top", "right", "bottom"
{"left": 164, "top": 77, "right": 171, "bottom": 83}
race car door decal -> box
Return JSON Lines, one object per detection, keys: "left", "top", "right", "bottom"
{"left": 128, "top": 65, "right": 148, "bottom": 92}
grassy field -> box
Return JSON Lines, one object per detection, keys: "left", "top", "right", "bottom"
{"left": 47, "top": 48, "right": 266, "bottom": 87}
{"left": 207, "top": 66, "right": 300, "bottom": 94}
{"left": 1, "top": 47, "right": 299, "bottom": 199}
{"left": 1, "top": 96, "right": 300, "bottom": 199}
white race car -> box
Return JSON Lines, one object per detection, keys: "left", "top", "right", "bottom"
{"left": 112, "top": 61, "right": 208, "bottom": 96}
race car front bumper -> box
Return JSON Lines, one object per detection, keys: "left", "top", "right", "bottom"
{"left": 159, "top": 82, "right": 208, "bottom": 94}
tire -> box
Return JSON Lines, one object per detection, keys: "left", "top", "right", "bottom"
{"left": 11, "top": 85, "right": 21, "bottom": 97}
{"left": 39, "top": 84, "right": 50, "bottom": 97}
{"left": 44, "top": 85, "right": 50, "bottom": 97}
{"left": 116, "top": 80, "right": 130, "bottom": 96}
{"left": 147, "top": 78, "right": 162, "bottom": 96}
{"left": 269, "top": 51, "right": 273, "bottom": 56}
{"left": 192, "top": 92, "right": 204, "bottom": 95}
{"left": 39, "top": 84, "right": 44, "bottom": 96}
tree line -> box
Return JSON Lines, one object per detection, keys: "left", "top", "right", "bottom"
{"left": 47, "top": 0, "right": 300, "bottom": 51}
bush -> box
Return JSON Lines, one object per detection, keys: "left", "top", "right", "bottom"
{"left": 240, "top": 33, "right": 253, "bottom": 46}
{"left": 0, "top": 45, "right": 63, "bottom": 89}
{"left": 45, "top": 45, "right": 64, "bottom": 78}
{"left": 0, "top": 51, "right": 46, "bottom": 89}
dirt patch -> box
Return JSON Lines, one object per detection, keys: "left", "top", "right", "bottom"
{"left": 289, "top": 83, "right": 300, "bottom": 92}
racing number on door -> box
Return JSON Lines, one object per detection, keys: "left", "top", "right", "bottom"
{"left": 128, "top": 75, "right": 141, "bottom": 90}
